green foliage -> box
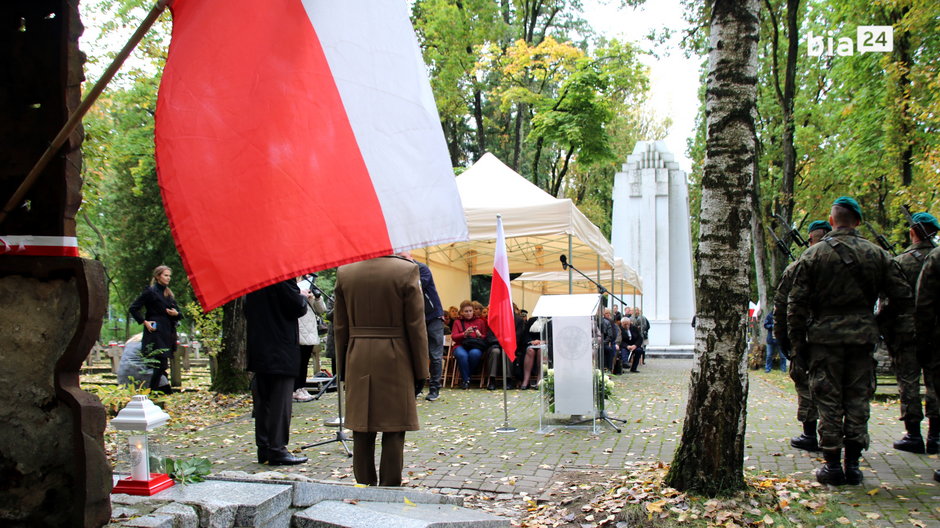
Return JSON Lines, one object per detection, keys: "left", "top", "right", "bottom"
{"left": 184, "top": 303, "right": 223, "bottom": 357}
{"left": 153, "top": 456, "right": 212, "bottom": 485}
{"left": 413, "top": 0, "right": 662, "bottom": 225}
{"left": 89, "top": 378, "right": 152, "bottom": 417}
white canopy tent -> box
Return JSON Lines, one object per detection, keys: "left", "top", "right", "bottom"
{"left": 413, "top": 153, "right": 617, "bottom": 311}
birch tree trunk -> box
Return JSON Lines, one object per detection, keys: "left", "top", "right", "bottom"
{"left": 664, "top": 0, "right": 761, "bottom": 496}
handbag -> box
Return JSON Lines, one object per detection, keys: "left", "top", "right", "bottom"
{"left": 461, "top": 337, "right": 487, "bottom": 350}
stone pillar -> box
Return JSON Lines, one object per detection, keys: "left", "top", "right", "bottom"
{"left": 611, "top": 141, "right": 695, "bottom": 349}
{"left": 1, "top": 1, "right": 112, "bottom": 525}
{"left": 0, "top": 258, "right": 111, "bottom": 527}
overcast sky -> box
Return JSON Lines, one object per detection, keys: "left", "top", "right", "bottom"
{"left": 583, "top": 0, "right": 702, "bottom": 172}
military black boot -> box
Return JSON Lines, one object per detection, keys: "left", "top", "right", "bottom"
{"left": 893, "top": 420, "right": 926, "bottom": 454}
{"left": 843, "top": 441, "right": 864, "bottom": 485}
{"left": 790, "top": 420, "right": 819, "bottom": 451}
{"left": 926, "top": 419, "right": 939, "bottom": 455}
{"left": 815, "top": 449, "right": 846, "bottom": 486}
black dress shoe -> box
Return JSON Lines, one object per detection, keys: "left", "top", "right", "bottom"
{"left": 266, "top": 448, "right": 308, "bottom": 466}
{"left": 460, "top": 380, "right": 470, "bottom": 390}
{"left": 934, "top": 469, "right": 939, "bottom": 483}
{"left": 487, "top": 381, "right": 497, "bottom": 390}
{"left": 257, "top": 448, "right": 269, "bottom": 464}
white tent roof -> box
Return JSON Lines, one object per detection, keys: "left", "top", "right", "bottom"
{"left": 511, "top": 257, "right": 643, "bottom": 295}
{"left": 418, "top": 153, "right": 615, "bottom": 274}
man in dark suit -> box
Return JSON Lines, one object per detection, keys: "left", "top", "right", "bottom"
{"left": 334, "top": 255, "right": 429, "bottom": 486}
{"left": 246, "top": 279, "right": 309, "bottom": 466}
{"left": 621, "top": 317, "right": 644, "bottom": 372}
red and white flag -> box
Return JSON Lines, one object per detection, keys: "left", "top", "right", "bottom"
{"left": 489, "top": 215, "right": 516, "bottom": 361}
{"left": 155, "top": 0, "right": 467, "bottom": 310}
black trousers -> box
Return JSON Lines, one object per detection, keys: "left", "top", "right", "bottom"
{"left": 295, "top": 345, "right": 314, "bottom": 390}
{"left": 252, "top": 373, "right": 295, "bottom": 451}
{"left": 149, "top": 355, "right": 172, "bottom": 394}
{"left": 352, "top": 431, "right": 406, "bottom": 486}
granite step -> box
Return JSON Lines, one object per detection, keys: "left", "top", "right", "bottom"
{"left": 294, "top": 500, "right": 509, "bottom": 528}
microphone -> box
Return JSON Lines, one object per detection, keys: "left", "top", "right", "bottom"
{"left": 560, "top": 254, "right": 568, "bottom": 270}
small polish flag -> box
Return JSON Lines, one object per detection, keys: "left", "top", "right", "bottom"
{"left": 489, "top": 215, "right": 516, "bottom": 361}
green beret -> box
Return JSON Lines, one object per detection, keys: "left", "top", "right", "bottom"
{"left": 807, "top": 220, "right": 832, "bottom": 234}
{"left": 912, "top": 212, "right": 940, "bottom": 231}
{"left": 833, "top": 196, "right": 862, "bottom": 221}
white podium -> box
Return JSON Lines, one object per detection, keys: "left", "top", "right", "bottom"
{"left": 531, "top": 294, "right": 602, "bottom": 433}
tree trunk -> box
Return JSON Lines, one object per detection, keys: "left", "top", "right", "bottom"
{"left": 211, "top": 296, "right": 250, "bottom": 393}
{"left": 776, "top": 0, "right": 799, "bottom": 282}
{"left": 512, "top": 103, "right": 525, "bottom": 171}
{"left": 473, "top": 88, "right": 486, "bottom": 157}
{"left": 664, "top": 0, "right": 760, "bottom": 496}
{"left": 751, "top": 153, "right": 769, "bottom": 331}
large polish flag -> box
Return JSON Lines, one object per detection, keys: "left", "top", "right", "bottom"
{"left": 155, "top": 0, "right": 468, "bottom": 310}
{"left": 489, "top": 215, "right": 516, "bottom": 361}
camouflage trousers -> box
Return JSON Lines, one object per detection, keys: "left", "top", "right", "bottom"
{"left": 891, "top": 342, "right": 938, "bottom": 423}
{"left": 808, "top": 343, "right": 876, "bottom": 450}
{"left": 789, "top": 360, "right": 818, "bottom": 423}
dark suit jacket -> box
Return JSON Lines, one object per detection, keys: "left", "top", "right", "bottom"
{"left": 622, "top": 325, "right": 643, "bottom": 350}
{"left": 246, "top": 279, "right": 307, "bottom": 376}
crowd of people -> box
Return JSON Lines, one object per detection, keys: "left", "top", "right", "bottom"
{"left": 127, "top": 195, "right": 940, "bottom": 489}
{"left": 772, "top": 197, "right": 940, "bottom": 486}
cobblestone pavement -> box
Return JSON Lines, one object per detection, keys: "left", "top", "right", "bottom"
{"left": 161, "top": 360, "right": 940, "bottom": 526}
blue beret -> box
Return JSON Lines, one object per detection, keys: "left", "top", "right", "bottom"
{"left": 833, "top": 196, "right": 862, "bottom": 221}
{"left": 912, "top": 212, "right": 940, "bottom": 231}
{"left": 807, "top": 220, "right": 832, "bottom": 234}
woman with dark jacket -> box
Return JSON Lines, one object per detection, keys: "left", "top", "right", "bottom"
{"left": 129, "top": 265, "right": 182, "bottom": 394}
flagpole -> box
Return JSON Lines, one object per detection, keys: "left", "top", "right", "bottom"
{"left": 495, "top": 351, "right": 516, "bottom": 433}
{"left": 0, "top": 0, "right": 173, "bottom": 227}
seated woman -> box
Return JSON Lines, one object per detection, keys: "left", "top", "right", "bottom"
{"left": 518, "top": 316, "right": 545, "bottom": 389}
{"left": 451, "top": 300, "right": 488, "bottom": 389}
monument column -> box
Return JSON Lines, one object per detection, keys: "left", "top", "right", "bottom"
{"left": 611, "top": 141, "right": 695, "bottom": 351}
{"left": 1, "top": 2, "right": 111, "bottom": 525}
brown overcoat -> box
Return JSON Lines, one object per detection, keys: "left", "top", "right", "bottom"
{"left": 334, "top": 255, "right": 429, "bottom": 432}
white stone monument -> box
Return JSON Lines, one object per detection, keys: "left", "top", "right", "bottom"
{"left": 611, "top": 141, "right": 695, "bottom": 350}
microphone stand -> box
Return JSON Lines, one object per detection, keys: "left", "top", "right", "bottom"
{"left": 300, "top": 377, "right": 352, "bottom": 457}
{"left": 561, "top": 255, "right": 628, "bottom": 432}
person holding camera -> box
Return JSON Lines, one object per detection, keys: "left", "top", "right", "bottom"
{"left": 129, "top": 265, "right": 182, "bottom": 394}
{"left": 451, "top": 299, "right": 488, "bottom": 389}
{"left": 294, "top": 275, "right": 328, "bottom": 402}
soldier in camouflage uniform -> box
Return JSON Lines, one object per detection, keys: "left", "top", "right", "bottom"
{"left": 889, "top": 213, "right": 939, "bottom": 454}
{"left": 915, "top": 245, "right": 940, "bottom": 483}
{"left": 788, "top": 197, "right": 913, "bottom": 486}
{"left": 774, "top": 220, "right": 831, "bottom": 452}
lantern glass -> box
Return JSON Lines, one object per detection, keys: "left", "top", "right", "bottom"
{"left": 129, "top": 435, "right": 149, "bottom": 480}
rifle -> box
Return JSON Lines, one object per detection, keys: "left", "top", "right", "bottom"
{"left": 767, "top": 226, "right": 794, "bottom": 262}
{"left": 901, "top": 204, "right": 937, "bottom": 249}
{"left": 863, "top": 223, "right": 897, "bottom": 256}
{"left": 772, "top": 213, "right": 808, "bottom": 248}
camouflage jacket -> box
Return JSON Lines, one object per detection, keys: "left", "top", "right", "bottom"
{"left": 889, "top": 240, "right": 935, "bottom": 334}
{"left": 915, "top": 246, "right": 940, "bottom": 348}
{"left": 772, "top": 260, "right": 798, "bottom": 345}
{"left": 787, "top": 229, "right": 913, "bottom": 347}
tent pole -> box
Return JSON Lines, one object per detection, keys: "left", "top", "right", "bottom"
{"left": 568, "top": 235, "right": 573, "bottom": 294}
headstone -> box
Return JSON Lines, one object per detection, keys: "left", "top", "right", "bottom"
{"left": 611, "top": 141, "right": 695, "bottom": 349}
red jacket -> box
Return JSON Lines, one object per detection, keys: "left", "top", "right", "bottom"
{"left": 451, "top": 317, "right": 488, "bottom": 348}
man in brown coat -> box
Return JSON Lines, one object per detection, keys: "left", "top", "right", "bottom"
{"left": 334, "top": 255, "right": 429, "bottom": 486}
